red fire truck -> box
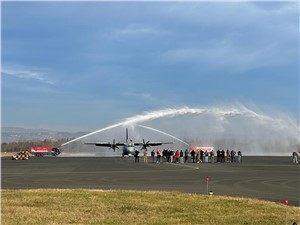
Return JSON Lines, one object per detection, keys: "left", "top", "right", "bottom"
{"left": 30, "top": 146, "right": 61, "bottom": 157}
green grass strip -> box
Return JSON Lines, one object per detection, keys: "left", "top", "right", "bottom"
{"left": 2, "top": 189, "right": 300, "bottom": 225}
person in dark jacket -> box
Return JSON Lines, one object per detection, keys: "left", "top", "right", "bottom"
{"left": 184, "top": 149, "right": 189, "bottom": 163}
{"left": 190, "top": 149, "right": 196, "bottom": 163}
{"left": 134, "top": 150, "right": 139, "bottom": 163}
{"left": 180, "top": 150, "right": 184, "bottom": 163}
{"left": 292, "top": 152, "right": 298, "bottom": 164}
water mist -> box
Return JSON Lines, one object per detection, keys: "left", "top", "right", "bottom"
{"left": 61, "top": 105, "right": 299, "bottom": 156}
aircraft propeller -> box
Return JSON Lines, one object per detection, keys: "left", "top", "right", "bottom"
{"left": 109, "top": 139, "right": 119, "bottom": 151}
{"left": 141, "top": 139, "right": 151, "bottom": 150}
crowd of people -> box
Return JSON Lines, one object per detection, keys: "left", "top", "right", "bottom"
{"left": 134, "top": 149, "right": 300, "bottom": 164}
{"left": 134, "top": 148, "right": 243, "bottom": 164}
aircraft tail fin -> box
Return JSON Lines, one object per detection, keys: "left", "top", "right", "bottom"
{"left": 126, "top": 128, "right": 128, "bottom": 142}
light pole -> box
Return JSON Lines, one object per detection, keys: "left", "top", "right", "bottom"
{"left": 283, "top": 200, "right": 288, "bottom": 225}
{"left": 205, "top": 177, "right": 209, "bottom": 195}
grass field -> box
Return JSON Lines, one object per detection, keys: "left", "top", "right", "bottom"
{"left": 1, "top": 189, "right": 299, "bottom": 225}
{"left": 1, "top": 152, "right": 17, "bottom": 157}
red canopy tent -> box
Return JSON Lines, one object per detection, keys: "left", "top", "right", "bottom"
{"left": 191, "top": 147, "right": 214, "bottom": 153}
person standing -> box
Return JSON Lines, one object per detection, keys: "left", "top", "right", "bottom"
{"left": 151, "top": 150, "right": 155, "bottom": 163}
{"left": 210, "top": 150, "right": 215, "bottom": 163}
{"left": 196, "top": 150, "right": 201, "bottom": 163}
{"left": 170, "top": 150, "right": 174, "bottom": 163}
{"left": 230, "top": 150, "right": 235, "bottom": 163}
{"left": 191, "top": 149, "right": 196, "bottom": 163}
{"left": 156, "top": 150, "right": 161, "bottom": 163}
{"left": 143, "top": 149, "right": 148, "bottom": 163}
{"left": 200, "top": 150, "right": 204, "bottom": 162}
{"left": 180, "top": 150, "right": 184, "bottom": 163}
{"left": 162, "top": 149, "right": 167, "bottom": 162}
{"left": 226, "top": 149, "right": 230, "bottom": 163}
{"left": 292, "top": 152, "right": 299, "bottom": 164}
{"left": 204, "top": 151, "right": 209, "bottom": 163}
{"left": 184, "top": 149, "right": 189, "bottom": 163}
{"left": 237, "top": 151, "right": 242, "bottom": 163}
{"left": 175, "top": 150, "right": 180, "bottom": 163}
{"left": 217, "top": 149, "right": 220, "bottom": 163}
{"left": 134, "top": 150, "right": 139, "bottom": 163}
{"left": 166, "top": 149, "right": 171, "bottom": 163}
{"left": 221, "top": 149, "right": 225, "bottom": 163}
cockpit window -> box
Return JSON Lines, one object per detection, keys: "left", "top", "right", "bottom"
{"left": 129, "top": 140, "right": 134, "bottom": 147}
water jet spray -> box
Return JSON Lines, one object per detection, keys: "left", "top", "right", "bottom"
{"left": 61, "top": 105, "right": 299, "bottom": 156}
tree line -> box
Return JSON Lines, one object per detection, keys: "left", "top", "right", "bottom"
{"left": 1, "top": 139, "right": 71, "bottom": 152}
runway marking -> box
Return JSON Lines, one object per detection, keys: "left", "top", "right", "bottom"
{"left": 3, "top": 167, "right": 197, "bottom": 175}
{"left": 2, "top": 164, "right": 204, "bottom": 176}
{"left": 167, "top": 163, "right": 199, "bottom": 170}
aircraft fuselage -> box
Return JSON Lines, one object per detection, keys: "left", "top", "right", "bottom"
{"left": 122, "top": 143, "right": 136, "bottom": 157}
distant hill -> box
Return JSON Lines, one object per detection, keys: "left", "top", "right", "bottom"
{"left": 1, "top": 127, "right": 88, "bottom": 143}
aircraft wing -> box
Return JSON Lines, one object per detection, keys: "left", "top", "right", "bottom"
{"left": 134, "top": 142, "right": 173, "bottom": 147}
{"left": 84, "top": 142, "right": 125, "bottom": 147}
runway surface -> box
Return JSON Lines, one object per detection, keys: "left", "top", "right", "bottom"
{"left": 2, "top": 156, "right": 299, "bottom": 206}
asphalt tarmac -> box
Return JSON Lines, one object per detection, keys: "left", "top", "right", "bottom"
{"left": 1, "top": 156, "right": 299, "bottom": 206}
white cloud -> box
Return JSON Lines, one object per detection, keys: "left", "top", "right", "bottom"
{"left": 164, "top": 2, "right": 298, "bottom": 27}
{"left": 123, "top": 91, "right": 168, "bottom": 105}
{"left": 110, "top": 23, "right": 168, "bottom": 39}
{"left": 161, "top": 40, "right": 293, "bottom": 73}
{"left": 160, "top": 1, "right": 299, "bottom": 74}
{"left": 2, "top": 65, "right": 55, "bottom": 84}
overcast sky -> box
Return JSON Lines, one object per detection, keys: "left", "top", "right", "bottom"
{"left": 2, "top": 1, "right": 299, "bottom": 132}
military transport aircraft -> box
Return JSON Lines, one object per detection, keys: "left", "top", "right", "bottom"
{"left": 84, "top": 128, "right": 173, "bottom": 157}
